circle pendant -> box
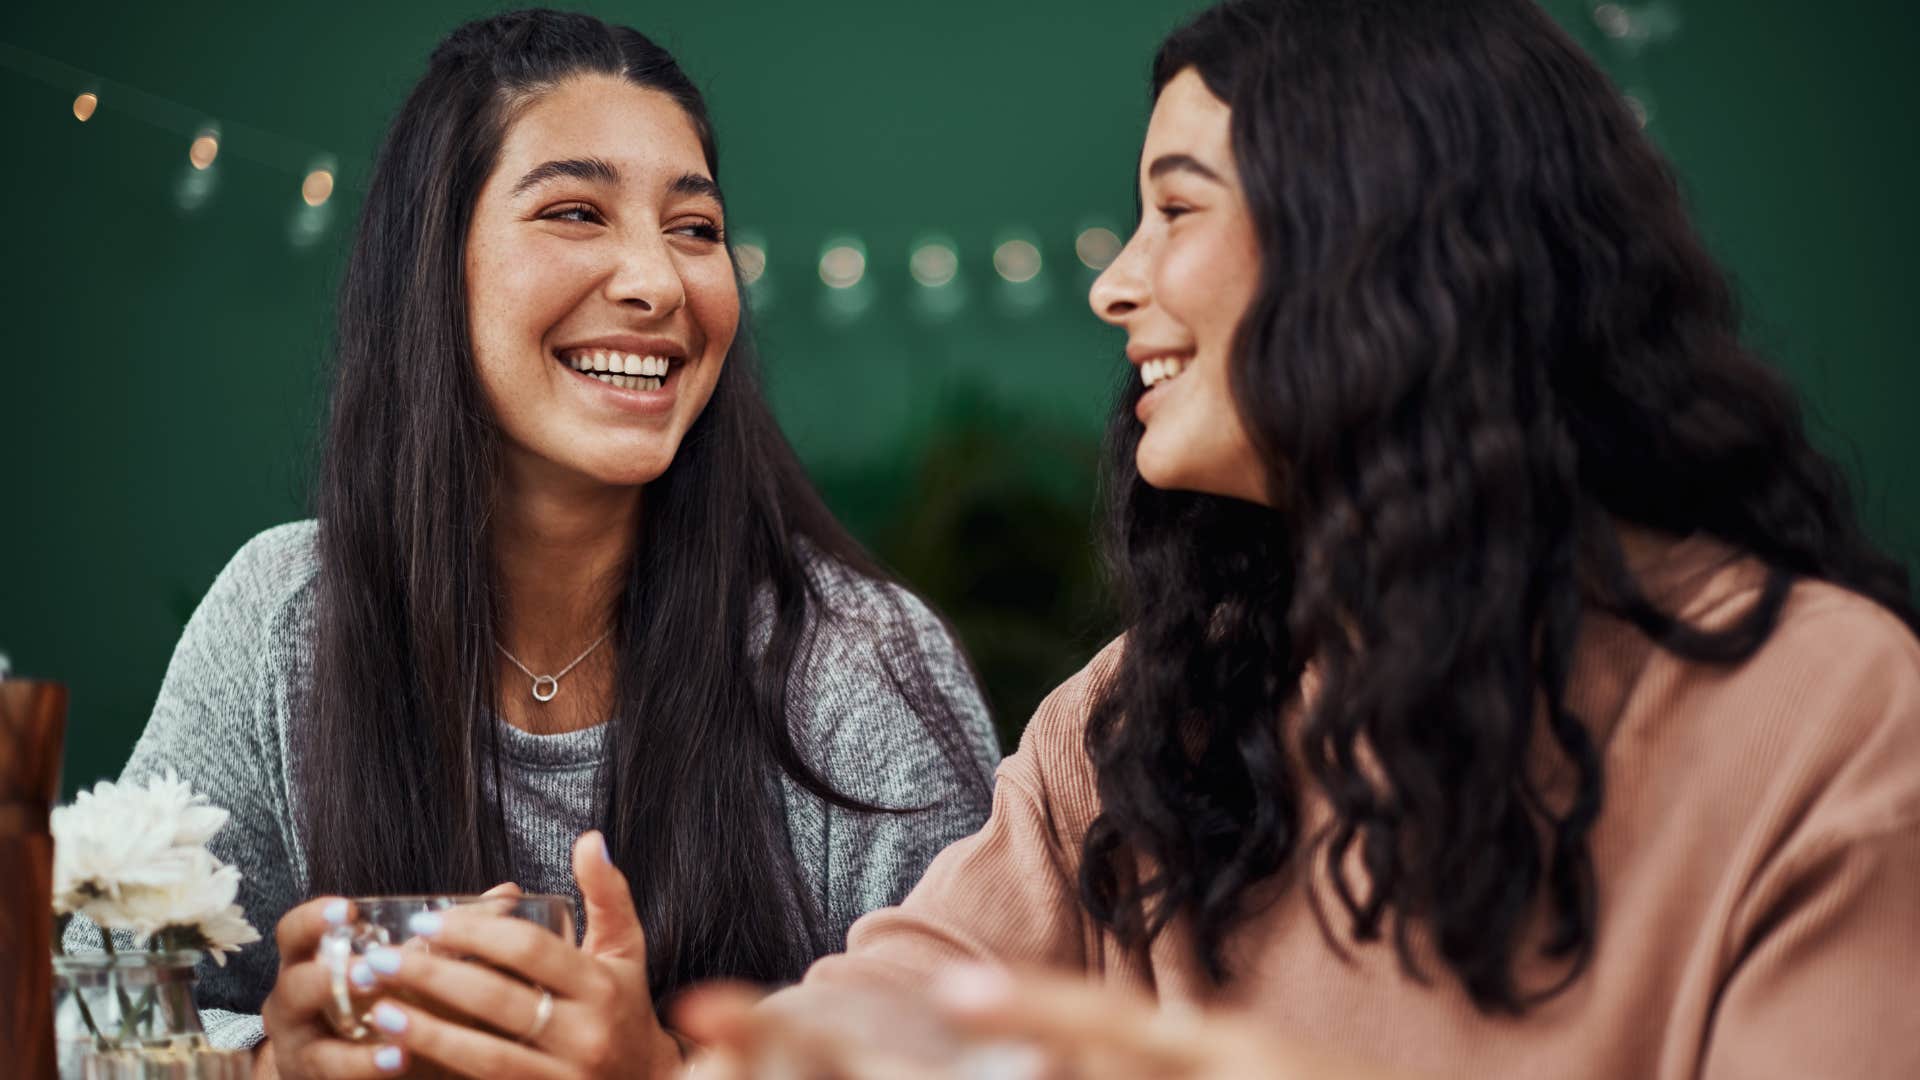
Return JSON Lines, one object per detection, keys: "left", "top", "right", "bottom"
{"left": 531, "top": 676, "right": 559, "bottom": 702}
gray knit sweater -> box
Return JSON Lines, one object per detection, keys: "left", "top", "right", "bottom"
{"left": 65, "top": 521, "right": 1000, "bottom": 1050}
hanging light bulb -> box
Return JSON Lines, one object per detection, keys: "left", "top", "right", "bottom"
{"left": 302, "top": 168, "right": 335, "bottom": 207}
{"left": 1075, "top": 226, "right": 1122, "bottom": 271}
{"left": 188, "top": 130, "right": 220, "bottom": 170}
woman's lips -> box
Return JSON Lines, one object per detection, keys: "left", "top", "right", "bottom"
{"left": 556, "top": 352, "right": 682, "bottom": 417}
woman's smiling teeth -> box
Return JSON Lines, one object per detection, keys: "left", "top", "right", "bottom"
{"left": 560, "top": 349, "right": 673, "bottom": 391}
{"left": 1141, "top": 356, "right": 1191, "bottom": 388}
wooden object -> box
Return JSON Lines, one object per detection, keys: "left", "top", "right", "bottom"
{"left": 0, "top": 678, "right": 68, "bottom": 1078}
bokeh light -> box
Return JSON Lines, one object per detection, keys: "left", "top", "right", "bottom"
{"left": 819, "top": 242, "right": 867, "bottom": 289}
{"left": 993, "top": 238, "right": 1042, "bottom": 284}
{"left": 301, "top": 169, "right": 334, "bottom": 207}
{"left": 733, "top": 242, "right": 766, "bottom": 285}
{"left": 188, "top": 131, "right": 219, "bottom": 170}
{"left": 910, "top": 242, "right": 959, "bottom": 288}
{"left": 72, "top": 93, "right": 98, "bottom": 122}
{"left": 1075, "top": 227, "right": 1122, "bottom": 271}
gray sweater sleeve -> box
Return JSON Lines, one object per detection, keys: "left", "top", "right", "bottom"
{"left": 779, "top": 566, "right": 1002, "bottom": 951}
{"left": 63, "top": 524, "right": 316, "bottom": 1050}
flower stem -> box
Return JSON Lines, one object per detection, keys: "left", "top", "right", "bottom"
{"left": 54, "top": 932, "right": 108, "bottom": 1047}
{"left": 99, "top": 931, "right": 142, "bottom": 1046}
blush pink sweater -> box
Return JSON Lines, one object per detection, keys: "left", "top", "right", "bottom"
{"left": 797, "top": 535, "right": 1920, "bottom": 1078}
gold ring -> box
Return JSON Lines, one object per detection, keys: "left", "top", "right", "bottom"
{"left": 523, "top": 987, "right": 554, "bottom": 1044}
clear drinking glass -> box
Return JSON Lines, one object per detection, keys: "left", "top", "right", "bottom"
{"left": 317, "top": 894, "right": 574, "bottom": 1042}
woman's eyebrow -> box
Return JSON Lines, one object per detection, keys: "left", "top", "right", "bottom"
{"left": 1146, "top": 153, "right": 1225, "bottom": 184}
{"left": 669, "top": 172, "right": 724, "bottom": 205}
{"left": 511, "top": 156, "right": 622, "bottom": 197}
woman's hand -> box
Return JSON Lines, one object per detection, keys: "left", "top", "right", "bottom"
{"left": 673, "top": 966, "right": 1409, "bottom": 1080}
{"left": 347, "top": 831, "right": 681, "bottom": 1079}
{"left": 927, "top": 966, "right": 1406, "bottom": 1079}
{"left": 258, "top": 896, "right": 409, "bottom": 1079}
{"left": 257, "top": 883, "right": 525, "bottom": 1079}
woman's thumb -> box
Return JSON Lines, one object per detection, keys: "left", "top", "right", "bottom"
{"left": 573, "top": 830, "right": 646, "bottom": 961}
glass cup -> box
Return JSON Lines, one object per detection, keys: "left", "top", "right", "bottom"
{"left": 317, "top": 894, "right": 574, "bottom": 1042}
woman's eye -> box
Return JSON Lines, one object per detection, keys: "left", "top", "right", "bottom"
{"left": 542, "top": 204, "right": 602, "bottom": 225}
{"left": 1158, "top": 204, "right": 1193, "bottom": 222}
{"left": 672, "top": 222, "right": 724, "bottom": 242}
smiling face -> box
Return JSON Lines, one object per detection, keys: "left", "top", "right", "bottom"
{"left": 464, "top": 72, "right": 739, "bottom": 492}
{"left": 1090, "top": 68, "right": 1268, "bottom": 506}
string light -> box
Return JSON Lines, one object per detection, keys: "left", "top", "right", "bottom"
{"left": 301, "top": 168, "right": 334, "bottom": 207}
{"left": 1075, "top": 227, "right": 1122, "bottom": 271}
{"left": 819, "top": 242, "right": 866, "bottom": 289}
{"left": 736, "top": 242, "right": 768, "bottom": 285}
{"left": 189, "top": 130, "right": 220, "bottom": 170}
{"left": 910, "top": 241, "right": 959, "bottom": 288}
{"left": 993, "top": 239, "right": 1042, "bottom": 284}
{"left": 72, "top": 92, "right": 97, "bottom": 122}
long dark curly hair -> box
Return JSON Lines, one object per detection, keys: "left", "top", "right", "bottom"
{"left": 1080, "top": 0, "right": 1919, "bottom": 1014}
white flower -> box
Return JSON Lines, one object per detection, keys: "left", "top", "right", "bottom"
{"left": 182, "top": 901, "right": 264, "bottom": 966}
{"left": 82, "top": 848, "right": 262, "bottom": 965}
{"left": 52, "top": 781, "right": 186, "bottom": 914}
{"left": 136, "top": 769, "right": 230, "bottom": 850}
{"left": 51, "top": 771, "right": 261, "bottom": 964}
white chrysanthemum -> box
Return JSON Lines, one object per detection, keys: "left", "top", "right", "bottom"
{"left": 51, "top": 780, "right": 186, "bottom": 915}
{"left": 83, "top": 850, "right": 261, "bottom": 964}
{"left": 180, "top": 901, "right": 264, "bottom": 966}
{"left": 51, "top": 771, "right": 258, "bottom": 965}
{"left": 136, "top": 769, "right": 230, "bottom": 849}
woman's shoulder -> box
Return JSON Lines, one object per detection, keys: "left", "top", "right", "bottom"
{"left": 199, "top": 520, "right": 322, "bottom": 636}
{"left": 185, "top": 518, "right": 320, "bottom": 653}
{"left": 1746, "top": 576, "right": 1920, "bottom": 777}
{"left": 992, "top": 637, "right": 1128, "bottom": 835}
{"left": 780, "top": 552, "right": 1000, "bottom": 777}
{"left": 1629, "top": 557, "right": 1920, "bottom": 847}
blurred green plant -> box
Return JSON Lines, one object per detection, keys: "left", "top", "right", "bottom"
{"left": 868, "top": 396, "right": 1120, "bottom": 749}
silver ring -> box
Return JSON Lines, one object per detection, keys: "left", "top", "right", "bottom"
{"left": 523, "top": 987, "right": 554, "bottom": 1044}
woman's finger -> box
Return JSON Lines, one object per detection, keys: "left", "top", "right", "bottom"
{"left": 933, "top": 966, "right": 1195, "bottom": 1071}
{"left": 348, "top": 944, "right": 553, "bottom": 1043}
{"left": 365, "top": 998, "right": 571, "bottom": 1080}
{"left": 270, "top": 958, "right": 346, "bottom": 1030}
{"left": 573, "top": 830, "right": 646, "bottom": 962}
{"left": 403, "top": 908, "right": 596, "bottom": 999}
{"left": 669, "top": 980, "right": 766, "bottom": 1050}
{"left": 278, "top": 896, "right": 353, "bottom": 959}
{"left": 290, "top": 1036, "right": 411, "bottom": 1079}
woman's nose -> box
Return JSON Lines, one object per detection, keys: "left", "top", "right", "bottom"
{"left": 605, "top": 236, "right": 686, "bottom": 315}
{"left": 1088, "top": 228, "right": 1149, "bottom": 325}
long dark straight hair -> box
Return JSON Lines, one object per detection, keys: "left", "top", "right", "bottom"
{"left": 1080, "top": 0, "right": 1919, "bottom": 1014}
{"left": 304, "top": 9, "right": 984, "bottom": 999}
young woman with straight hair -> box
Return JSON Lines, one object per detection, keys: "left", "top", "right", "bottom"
{"left": 70, "top": 10, "right": 998, "bottom": 1078}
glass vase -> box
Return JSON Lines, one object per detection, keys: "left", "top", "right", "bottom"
{"left": 51, "top": 951, "right": 249, "bottom": 1079}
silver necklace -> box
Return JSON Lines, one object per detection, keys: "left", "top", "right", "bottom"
{"left": 496, "top": 630, "right": 611, "bottom": 703}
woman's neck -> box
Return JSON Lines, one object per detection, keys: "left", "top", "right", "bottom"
{"left": 491, "top": 454, "right": 639, "bottom": 672}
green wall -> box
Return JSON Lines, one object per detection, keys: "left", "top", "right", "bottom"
{"left": 2, "top": 1, "right": 1915, "bottom": 794}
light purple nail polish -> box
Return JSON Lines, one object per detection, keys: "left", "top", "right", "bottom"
{"left": 366, "top": 947, "right": 402, "bottom": 975}
{"left": 350, "top": 961, "right": 376, "bottom": 989}
{"left": 374, "top": 1046, "right": 404, "bottom": 1073}
{"left": 407, "top": 912, "right": 443, "bottom": 937}
{"left": 373, "top": 1002, "right": 408, "bottom": 1034}
{"left": 598, "top": 831, "right": 612, "bottom": 864}
{"left": 323, "top": 899, "right": 349, "bottom": 926}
